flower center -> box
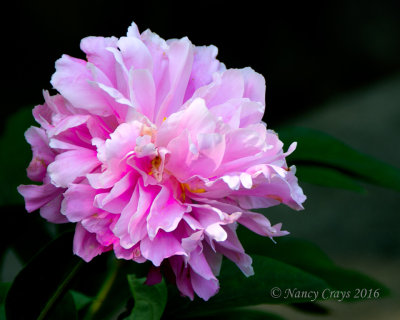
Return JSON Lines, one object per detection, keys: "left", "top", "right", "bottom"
{"left": 140, "top": 124, "right": 156, "bottom": 142}
{"left": 149, "top": 156, "right": 162, "bottom": 176}
{"left": 179, "top": 182, "right": 206, "bottom": 202}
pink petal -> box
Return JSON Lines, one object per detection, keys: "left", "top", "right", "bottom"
{"left": 202, "top": 242, "right": 223, "bottom": 276}
{"left": 113, "top": 242, "right": 146, "bottom": 262}
{"left": 193, "top": 69, "right": 244, "bottom": 107}
{"left": 147, "top": 185, "right": 187, "bottom": 239}
{"left": 25, "top": 126, "right": 55, "bottom": 181}
{"left": 238, "top": 211, "right": 289, "bottom": 238}
{"left": 242, "top": 67, "right": 266, "bottom": 106}
{"left": 47, "top": 115, "right": 90, "bottom": 138}
{"left": 73, "top": 223, "right": 109, "bottom": 262}
{"left": 184, "top": 45, "right": 221, "bottom": 102}
{"left": 118, "top": 36, "right": 153, "bottom": 71}
{"left": 190, "top": 270, "right": 219, "bottom": 301}
{"left": 157, "top": 97, "right": 217, "bottom": 148}
{"left": 51, "top": 55, "right": 112, "bottom": 116}
{"left": 140, "top": 230, "right": 186, "bottom": 266}
{"left": 39, "top": 193, "right": 68, "bottom": 224}
{"left": 17, "top": 183, "right": 63, "bottom": 213}
{"left": 48, "top": 149, "right": 100, "bottom": 188}
{"left": 32, "top": 92, "right": 73, "bottom": 130}
{"left": 94, "top": 172, "right": 135, "bottom": 214}
{"left": 141, "top": 30, "right": 169, "bottom": 116}
{"left": 113, "top": 181, "right": 156, "bottom": 248}
{"left": 215, "top": 225, "right": 254, "bottom": 277}
{"left": 237, "top": 100, "right": 265, "bottom": 128}
{"left": 126, "top": 21, "right": 140, "bottom": 38}
{"left": 80, "top": 36, "right": 119, "bottom": 86}
{"left": 81, "top": 212, "right": 118, "bottom": 247}
{"left": 155, "top": 38, "right": 194, "bottom": 124}
{"left": 61, "top": 183, "right": 99, "bottom": 222}
{"left": 169, "top": 256, "right": 194, "bottom": 300}
{"left": 188, "top": 246, "right": 216, "bottom": 281}
{"left": 131, "top": 69, "right": 156, "bottom": 121}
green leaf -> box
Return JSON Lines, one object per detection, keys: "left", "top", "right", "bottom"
{"left": 0, "top": 108, "right": 35, "bottom": 206}
{"left": 1, "top": 205, "right": 52, "bottom": 264}
{"left": 70, "top": 290, "right": 93, "bottom": 311}
{"left": 166, "top": 255, "right": 329, "bottom": 318}
{"left": 188, "top": 308, "right": 287, "bottom": 320}
{"left": 289, "top": 302, "right": 329, "bottom": 315}
{"left": 0, "top": 305, "right": 5, "bottom": 320}
{"left": 45, "top": 291, "right": 78, "bottom": 320}
{"left": 279, "top": 126, "right": 400, "bottom": 192}
{"left": 308, "top": 268, "right": 389, "bottom": 302}
{"left": 0, "top": 283, "right": 11, "bottom": 305}
{"left": 296, "top": 165, "right": 365, "bottom": 192}
{"left": 5, "top": 232, "right": 83, "bottom": 320}
{"left": 80, "top": 256, "right": 151, "bottom": 320}
{"left": 0, "top": 283, "right": 11, "bottom": 320}
{"left": 238, "top": 227, "right": 390, "bottom": 301}
{"left": 238, "top": 226, "right": 334, "bottom": 269}
{"left": 125, "top": 274, "right": 167, "bottom": 320}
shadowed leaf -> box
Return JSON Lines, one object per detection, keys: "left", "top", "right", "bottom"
{"left": 290, "top": 302, "right": 329, "bottom": 315}
{"left": 279, "top": 126, "right": 400, "bottom": 192}
{"left": 296, "top": 165, "right": 365, "bottom": 192}
{"left": 165, "top": 255, "right": 329, "bottom": 318}
{"left": 5, "top": 232, "right": 83, "bottom": 320}
{"left": 238, "top": 227, "right": 390, "bottom": 302}
{"left": 125, "top": 274, "right": 167, "bottom": 320}
{"left": 0, "top": 108, "right": 35, "bottom": 206}
{"left": 186, "top": 308, "right": 287, "bottom": 320}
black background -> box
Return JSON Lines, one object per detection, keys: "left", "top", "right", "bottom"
{"left": 3, "top": 0, "right": 400, "bottom": 128}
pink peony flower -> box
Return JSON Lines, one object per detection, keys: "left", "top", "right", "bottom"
{"left": 18, "top": 21, "right": 306, "bottom": 300}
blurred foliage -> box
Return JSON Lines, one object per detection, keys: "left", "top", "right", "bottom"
{"left": 0, "top": 109, "right": 34, "bottom": 206}
{"left": 279, "top": 126, "right": 400, "bottom": 192}
{"left": 5, "top": 232, "right": 82, "bottom": 320}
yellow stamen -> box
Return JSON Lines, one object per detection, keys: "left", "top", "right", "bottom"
{"left": 148, "top": 156, "right": 162, "bottom": 176}
{"left": 179, "top": 183, "right": 206, "bottom": 202}
{"left": 182, "top": 183, "right": 206, "bottom": 194}
{"left": 152, "top": 156, "right": 161, "bottom": 168}
{"left": 180, "top": 183, "right": 186, "bottom": 202}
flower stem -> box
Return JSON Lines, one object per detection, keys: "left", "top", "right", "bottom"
{"left": 37, "top": 260, "right": 84, "bottom": 320}
{"left": 83, "top": 259, "right": 120, "bottom": 320}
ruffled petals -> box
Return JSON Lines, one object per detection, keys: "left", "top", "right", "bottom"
{"left": 18, "top": 20, "right": 306, "bottom": 302}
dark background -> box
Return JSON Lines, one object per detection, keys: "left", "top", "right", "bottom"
{"left": 3, "top": 0, "right": 400, "bottom": 127}
{"left": 2, "top": 1, "right": 400, "bottom": 319}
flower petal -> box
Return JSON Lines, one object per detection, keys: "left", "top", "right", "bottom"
{"left": 140, "top": 230, "right": 186, "bottom": 266}
{"left": 51, "top": 55, "right": 112, "bottom": 116}
{"left": 73, "top": 223, "right": 109, "bottom": 262}
{"left": 17, "top": 183, "right": 63, "bottom": 213}
{"left": 48, "top": 149, "right": 99, "bottom": 188}
{"left": 147, "top": 185, "right": 187, "bottom": 240}
{"left": 61, "top": 183, "right": 99, "bottom": 222}
{"left": 39, "top": 193, "right": 68, "bottom": 224}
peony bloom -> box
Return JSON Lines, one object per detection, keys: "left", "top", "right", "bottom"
{"left": 18, "top": 21, "right": 306, "bottom": 300}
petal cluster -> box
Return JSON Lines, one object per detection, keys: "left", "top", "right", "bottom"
{"left": 18, "top": 22, "right": 306, "bottom": 300}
